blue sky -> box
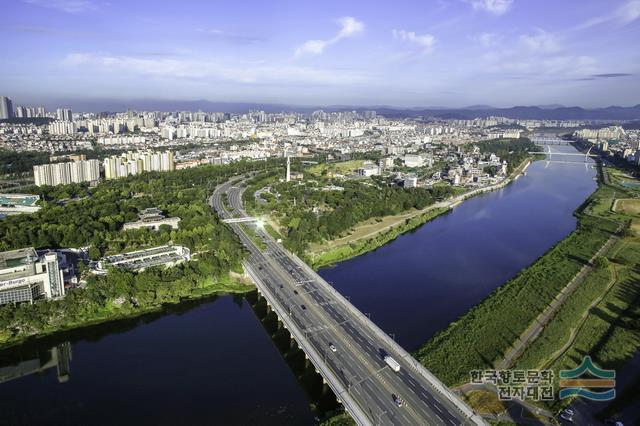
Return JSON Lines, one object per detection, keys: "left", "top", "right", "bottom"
{"left": 2, "top": 0, "right": 640, "bottom": 107}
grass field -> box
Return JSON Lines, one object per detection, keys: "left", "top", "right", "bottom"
{"left": 463, "top": 390, "right": 509, "bottom": 416}
{"left": 307, "top": 160, "right": 365, "bottom": 177}
{"left": 613, "top": 198, "right": 640, "bottom": 215}
{"left": 310, "top": 208, "right": 449, "bottom": 268}
{"left": 310, "top": 207, "right": 439, "bottom": 253}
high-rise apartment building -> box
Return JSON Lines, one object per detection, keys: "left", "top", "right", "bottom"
{"left": 48, "top": 120, "right": 77, "bottom": 135}
{"left": 56, "top": 108, "right": 73, "bottom": 121}
{"left": 33, "top": 160, "right": 100, "bottom": 186}
{"left": 102, "top": 151, "right": 175, "bottom": 180}
{"left": 0, "top": 96, "right": 14, "bottom": 119}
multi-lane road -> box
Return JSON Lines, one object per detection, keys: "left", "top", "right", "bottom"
{"left": 210, "top": 176, "right": 485, "bottom": 426}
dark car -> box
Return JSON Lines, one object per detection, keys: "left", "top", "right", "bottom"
{"left": 294, "top": 290, "right": 299, "bottom": 295}
{"left": 392, "top": 394, "right": 403, "bottom": 407}
{"left": 300, "top": 304, "right": 306, "bottom": 310}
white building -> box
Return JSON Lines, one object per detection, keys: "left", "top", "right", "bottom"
{"left": 403, "top": 176, "right": 418, "bottom": 188}
{"left": 55, "top": 108, "right": 73, "bottom": 122}
{"left": 404, "top": 154, "right": 424, "bottom": 168}
{"left": 48, "top": 120, "right": 77, "bottom": 135}
{"left": 0, "top": 248, "right": 65, "bottom": 305}
{"left": 356, "top": 163, "right": 380, "bottom": 177}
{"left": 103, "top": 151, "right": 175, "bottom": 180}
{"left": 33, "top": 159, "right": 100, "bottom": 186}
{"left": 99, "top": 245, "right": 191, "bottom": 272}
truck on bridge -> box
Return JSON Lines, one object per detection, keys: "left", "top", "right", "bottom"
{"left": 384, "top": 355, "right": 401, "bottom": 373}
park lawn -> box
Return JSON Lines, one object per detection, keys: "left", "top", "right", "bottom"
{"left": 307, "top": 160, "right": 365, "bottom": 177}
{"left": 613, "top": 198, "right": 640, "bottom": 215}
{"left": 310, "top": 207, "right": 427, "bottom": 253}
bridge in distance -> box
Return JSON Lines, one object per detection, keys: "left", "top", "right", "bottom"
{"left": 210, "top": 176, "right": 485, "bottom": 426}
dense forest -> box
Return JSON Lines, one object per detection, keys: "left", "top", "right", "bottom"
{"left": 0, "top": 149, "right": 51, "bottom": 175}
{"left": 475, "top": 137, "right": 540, "bottom": 173}
{"left": 247, "top": 174, "right": 457, "bottom": 254}
{"left": 0, "top": 159, "right": 282, "bottom": 346}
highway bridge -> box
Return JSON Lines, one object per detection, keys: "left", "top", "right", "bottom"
{"left": 530, "top": 136, "right": 572, "bottom": 146}
{"left": 210, "top": 176, "right": 486, "bottom": 426}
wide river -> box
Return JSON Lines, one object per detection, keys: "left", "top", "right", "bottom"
{"left": 0, "top": 145, "right": 597, "bottom": 425}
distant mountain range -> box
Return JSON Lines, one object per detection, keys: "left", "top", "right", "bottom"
{"left": 371, "top": 105, "right": 640, "bottom": 121}
{"left": 39, "top": 98, "right": 640, "bottom": 121}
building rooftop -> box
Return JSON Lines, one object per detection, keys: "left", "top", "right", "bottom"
{"left": 0, "top": 247, "right": 38, "bottom": 270}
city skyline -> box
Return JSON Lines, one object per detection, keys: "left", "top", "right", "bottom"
{"left": 2, "top": 0, "right": 639, "bottom": 108}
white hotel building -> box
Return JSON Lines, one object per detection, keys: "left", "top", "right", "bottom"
{"left": 0, "top": 248, "right": 65, "bottom": 305}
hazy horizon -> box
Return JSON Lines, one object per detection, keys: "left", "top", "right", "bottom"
{"left": 4, "top": 95, "right": 640, "bottom": 114}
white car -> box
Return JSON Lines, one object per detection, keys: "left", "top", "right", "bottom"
{"left": 329, "top": 344, "right": 337, "bottom": 352}
{"left": 560, "top": 412, "right": 573, "bottom": 423}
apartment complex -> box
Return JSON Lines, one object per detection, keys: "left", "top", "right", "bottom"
{"left": 0, "top": 248, "right": 65, "bottom": 305}
{"left": 33, "top": 159, "right": 100, "bottom": 186}
{"left": 103, "top": 151, "right": 175, "bottom": 180}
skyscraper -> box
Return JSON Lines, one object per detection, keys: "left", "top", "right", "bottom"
{"left": 0, "top": 96, "right": 14, "bottom": 119}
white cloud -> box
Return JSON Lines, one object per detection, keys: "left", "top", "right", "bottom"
{"left": 617, "top": 0, "right": 640, "bottom": 24}
{"left": 23, "top": 0, "right": 98, "bottom": 13}
{"left": 574, "top": 0, "right": 640, "bottom": 30}
{"left": 480, "top": 30, "right": 597, "bottom": 78}
{"left": 477, "top": 32, "right": 501, "bottom": 48}
{"left": 62, "top": 53, "right": 370, "bottom": 85}
{"left": 519, "top": 30, "right": 560, "bottom": 53}
{"left": 392, "top": 30, "right": 436, "bottom": 54}
{"left": 469, "top": 0, "right": 513, "bottom": 15}
{"left": 295, "top": 16, "right": 364, "bottom": 56}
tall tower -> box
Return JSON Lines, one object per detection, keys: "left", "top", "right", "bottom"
{"left": 286, "top": 155, "right": 291, "bottom": 182}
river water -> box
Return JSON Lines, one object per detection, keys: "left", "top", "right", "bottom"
{"left": 0, "top": 145, "right": 598, "bottom": 425}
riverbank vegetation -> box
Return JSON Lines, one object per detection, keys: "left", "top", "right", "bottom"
{"left": 0, "top": 160, "right": 285, "bottom": 349}
{"left": 417, "top": 161, "right": 640, "bottom": 415}
{"left": 415, "top": 166, "right": 619, "bottom": 386}
{"left": 509, "top": 169, "right": 640, "bottom": 414}
{"left": 310, "top": 207, "right": 450, "bottom": 268}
